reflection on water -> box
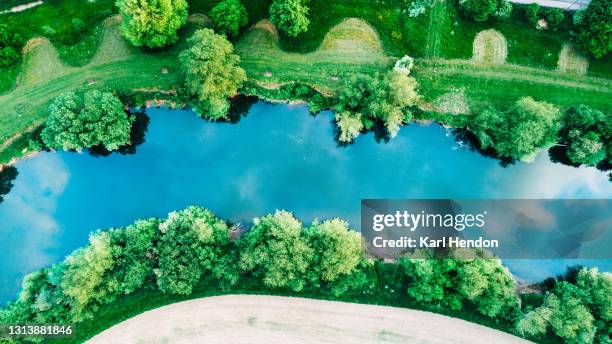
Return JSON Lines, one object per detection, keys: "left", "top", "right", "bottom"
{"left": 0, "top": 166, "right": 18, "bottom": 203}
{"left": 0, "top": 102, "right": 610, "bottom": 303}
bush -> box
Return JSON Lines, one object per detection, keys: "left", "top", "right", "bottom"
{"left": 406, "top": 0, "right": 435, "bottom": 17}
{"left": 41, "top": 90, "right": 134, "bottom": 151}
{"left": 180, "top": 29, "right": 246, "bottom": 119}
{"left": 574, "top": 0, "right": 611, "bottom": 58}
{"left": 116, "top": 0, "right": 188, "bottom": 48}
{"left": 269, "top": 0, "right": 310, "bottom": 37}
{"left": 209, "top": 0, "right": 248, "bottom": 37}
{"left": 72, "top": 18, "right": 85, "bottom": 34}
{"left": 524, "top": 3, "right": 540, "bottom": 25}
{"left": 560, "top": 105, "right": 610, "bottom": 166}
{"left": 0, "top": 24, "right": 23, "bottom": 67}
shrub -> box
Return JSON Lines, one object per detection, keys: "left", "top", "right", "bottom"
{"left": 269, "top": 0, "right": 310, "bottom": 37}
{"left": 0, "top": 24, "right": 23, "bottom": 67}
{"left": 41, "top": 91, "right": 134, "bottom": 152}
{"left": 209, "top": 0, "right": 248, "bottom": 37}
{"left": 180, "top": 29, "right": 246, "bottom": 119}
{"left": 574, "top": 0, "right": 611, "bottom": 58}
{"left": 116, "top": 0, "right": 188, "bottom": 48}
{"left": 406, "top": 0, "right": 435, "bottom": 17}
{"left": 524, "top": 3, "right": 540, "bottom": 25}
{"left": 72, "top": 18, "right": 85, "bottom": 34}
{"left": 560, "top": 105, "right": 610, "bottom": 166}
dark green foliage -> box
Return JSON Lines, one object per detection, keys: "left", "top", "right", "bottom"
{"left": 524, "top": 3, "right": 540, "bottom": 25}
{"left": 239, "top": 81, "right": 335, "bottom": 113}
{"left": 399, "top": 249, "right": 519, "bottom": 318}
{"left": 0, "top": 166, "right": 17, "bottom": 203}
{"left": 269, "top": 0, "right": 310, "bottom": 37}
{"left": 210, "top": 0, "right": 248, "bottom": 37}
{"left": 560, "top": 105, "right": 610, "bottom": 166}
{"left": 40, "top": 90, "right": 134, "bottom": 152}
{"left": 71, "top": 18, "right": 85, "bottom": 34}
{"left": 0, "top": 24, "right": 23, "bottom": 67}
{"left": 471, "top": 97, "right": 561, "bottom": 161}
{"left": 458, "top": 0, "right": 512, "bottom": 21}
{"left": 543, "top": 8, "right": 565, "bottom": 29}
{"left": 116, "top": 0, "right": 188, "bottom": 48}
{"left": 180, "top": 29, "right": 246, "bottom": 119}
{"left": 574, "top": 0, "right": 612, "bottom": 58}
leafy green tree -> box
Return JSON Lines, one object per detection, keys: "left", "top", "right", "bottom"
{"left": 41, "top": 91, "right": 134, "bottom": 152}
{"left": 335, "top": 70, "right": 419, "bottom": 142}
{"left": 269, "top": 0, "right": 310, "bottom": 37}
{"left": 567, "top": 131, "right": 606, "bottom": 165}
{"left": 155, "top": 206, "right": 238, "bottom": 295}
{"left": 560, "top": 105, "right": 610, "bottom": 166}
{"left": 544, "top": 8, "right": 565, "bottom": 28}
{"left": 458, "top": 0, "right": 512, "bottom": 21}
{"left": 305, "top": 219, "right": 363, "bottom": 282}
{"left": 239, "top": 210, "right": 313, "bottom": 291}
{"left": 60, "top": 232, "right": 114, "bottom": 321}
{"left": 116, "top": 0, "right": 188, "bottom": 49}
{"left": 471, "top": 97, "right": 561, "bottom": 161}
{"left": 0, "top": 24, "right": 23, "bottom": 67}
{"left": 574, "top": 0, "right": 611, "bottom": 58}
{"left": 210, "top": 0, "right": 248, "bottom": 37}
{"left": 524, "top": 3, "right": 541, "bottom": 25}
{"left": 180, "top": 29, "right": 246, "bottom": 119}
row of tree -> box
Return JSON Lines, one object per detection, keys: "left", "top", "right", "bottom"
{"left": 0, "top": 206, "right": 609, "bottom": 343}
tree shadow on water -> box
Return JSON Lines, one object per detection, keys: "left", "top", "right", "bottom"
{"left": 0, "top": 166, "right": 18, "bottom": 204}
{"left": 89, "top": 111, "right": 151, "bottom": 157}
{"left": 226, "top": 95, "right": 259, "bottom": 124}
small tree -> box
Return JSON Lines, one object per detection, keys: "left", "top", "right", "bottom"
{"left": 458, "top": 0, "right": 512, "bottom": 21}
{"left": 41, "top": 91, "right": 134, "bottom": 152}
{"left": 524, "top": 3, "right": 540, "bottom": 25}
{"left": 269, "top": 0, "right": 310, "bottom": 37}
{"left": 180, "top": 29, "right": 246, "bottom": 119}
{"left": 0, "top": 24, "right": 23, "bottom": 67}
{"left": 560, "top": 105, "right": 610, "bottom": 166}
{"left": 116, "top": 0, "right": 188, "bottom": 49}
{"left": 574, "top": 0, "right": 611, "bottom": 58}
{"left": 210, "top": 0, "right": 248, "bottom": 37}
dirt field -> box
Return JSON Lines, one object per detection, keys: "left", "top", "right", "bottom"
{"left": 87, "top": 295, "right": 533, "bottom": 344}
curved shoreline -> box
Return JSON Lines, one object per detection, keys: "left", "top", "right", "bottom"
{"left": 88, "top": 295, "right": 533, "bottom": 344}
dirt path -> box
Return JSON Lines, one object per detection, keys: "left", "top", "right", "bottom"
{"left": 87, "top": 295, "right": 533, "bottom": 344}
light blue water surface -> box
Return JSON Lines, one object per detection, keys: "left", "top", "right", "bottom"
{"left": 1, "top": 102, "right": 610, "bottom": 303}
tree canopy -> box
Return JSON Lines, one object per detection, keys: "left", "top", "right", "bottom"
{"left": 269, "top": 0, "right": 310, "bottom": 37}
{"left": 574, "top": 0, "right": 611, "bottom": 58}
{"left": 335, "top": 70, "right": 419, "bottom": 142}
{"left": 41, "top": 91, "right": 134, "bottom": 152}
{"left": 471, "top": 97, "right": 561, "bottom": 161}
{"left": 0, "top": 24, "right": 24, "bottom": 67}
{"left": 116, "top": 0, "right": 188, "bottom": 49}
{"left": 209, "top": 0, "right": 248, "bottom": 37}
{"left": 560, "top": 105, "right": 610, "bottom": 166}
{"left": 180, "top": 29, "right": 246, "bottom": 120}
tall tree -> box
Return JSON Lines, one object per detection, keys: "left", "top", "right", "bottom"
{"left": 117, "top": 0, "right": 188, "bottom": 48}
{"left": 180, "top": 29, "right": 246, "bottom": 119}
{"left": 41, "top": 91, "right": 134, "bottom": 152}
{"left": 269, "top": 0, "right": 310, "bottom": 37}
